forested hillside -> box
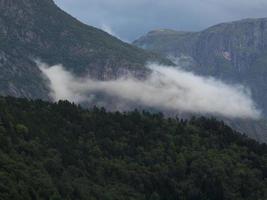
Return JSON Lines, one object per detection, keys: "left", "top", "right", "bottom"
{"left": 0, "top": 97, "right": 266, "bottom": 200}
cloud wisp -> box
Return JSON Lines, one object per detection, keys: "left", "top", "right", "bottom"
{"left": 38, "top": 62, "right": 261, "bottom": 119}
{"left": 100, "top": 24, "right": 120, "bottom": 39}
{"left": 100, "top": 24, "right": 129, "bottom": 43}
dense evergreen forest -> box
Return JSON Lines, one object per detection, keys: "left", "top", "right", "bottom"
{"left": 0, "top": 97, "right": 266, "bottom": 200}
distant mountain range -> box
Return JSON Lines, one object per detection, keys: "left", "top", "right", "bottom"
{"left": 0, "top": 0, "right": 169, "bottom": 100}
{"left": 0, "top": 0, "right": 267, "bottom": 142}
{"left": 134, "top": 18, "right": 267, "bottom": 142}
{"left": 134, "top": 18, "right": 267, "bottom": 117}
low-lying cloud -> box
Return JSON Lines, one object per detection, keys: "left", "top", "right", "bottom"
{"left": 38, "top": 62, "right": 261, "bottom": 119}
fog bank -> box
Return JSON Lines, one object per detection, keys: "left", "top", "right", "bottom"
{"left": 38, "top": 62, "right": 261, "bottom": 119}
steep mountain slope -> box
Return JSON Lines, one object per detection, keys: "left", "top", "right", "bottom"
{"left": 1, "top": 1, "right": 266, "bottom": 143}
{"left": 134, "top": 18, "right": 267, "bottom": 116}
{"left": 0, "top": 96, "right": 267, "bottom": 200}
{"left": 0, "top": 0, "right": 169, "bottom": 99}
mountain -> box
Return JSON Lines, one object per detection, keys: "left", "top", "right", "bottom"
{"left": 134, "top": 18, "right": 267, "bottom": 116}
{"left": 0, "top": 96, "right": 267, "bottom": 200}
{"left": 0, "top": 0, "right": 170, "bottom": 100}
{"left": 134, "top": 19, "right": 267, "bottom": 115}
{"left": 1, "top": 1, "right": 266, "bottom": 143}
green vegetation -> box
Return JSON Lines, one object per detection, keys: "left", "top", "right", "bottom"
{"left": 0, "top": 96, "right": 266, "bottom": 200}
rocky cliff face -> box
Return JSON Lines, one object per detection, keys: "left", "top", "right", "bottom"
{"left": 134, "top": 19, "right": 267, "bottom": 143}
{"left": 192, "top": 19, "right": 267, "bottom": 77}
{"left": 0, "top": 0, "right": 169, "bottom": 99}
{"left": 134, "top": 18, "right": 267, "bottom": 117}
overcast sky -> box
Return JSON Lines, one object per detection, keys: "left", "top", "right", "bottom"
{"left": 54, "top": 0, "right": 267, "bottom": 42}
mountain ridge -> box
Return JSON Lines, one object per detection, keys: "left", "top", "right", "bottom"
{"left": 134, "top": 17, "right": 267, "bottom": 115}
{"left": 0, "top": 0, "right": 170, "bottom": 99}
{"left": 134, "top": 17, "right": 267, "bottom": 143}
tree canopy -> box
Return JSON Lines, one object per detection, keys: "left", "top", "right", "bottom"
{"left": 0, "top": 97, "right": 266, "bottom": 200}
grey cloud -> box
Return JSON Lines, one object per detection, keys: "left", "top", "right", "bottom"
{"left": 54, "top": 0, "right": 267, "bottom": 41}
{"left": 38, "top": 62, "right": 261, "bottom": 119}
